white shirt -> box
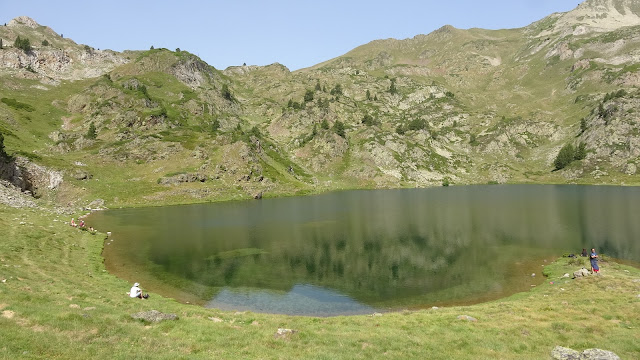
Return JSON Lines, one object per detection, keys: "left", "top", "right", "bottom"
{"left": 130, "top": 285, "right": 142, "bottom": 298}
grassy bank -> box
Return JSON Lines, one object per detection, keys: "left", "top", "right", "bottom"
{"left": 1, "top": 205, "right": 639, "bottom": 359}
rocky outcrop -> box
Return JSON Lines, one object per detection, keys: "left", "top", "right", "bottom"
{"left": 0, "top": 156, "right": 62, "bottom": 196}
{"left": 0, "top": 180, "right": 37, "bottom": 208}
{"left": 170, "top": 57, "right": 212, "bottom": 88}
{"left": 158, "top": 173, "right": 208, "bottom": 186}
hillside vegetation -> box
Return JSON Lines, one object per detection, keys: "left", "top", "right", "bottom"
{"left": 0, "top": 1, "right": 639, "bottom": 358}
{"left": 0, "top": 1, "right": 639, "bottom": 209}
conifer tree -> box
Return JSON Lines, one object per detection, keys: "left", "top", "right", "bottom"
{"left": 86, "top": 122, "right": 97, "bottom": 140}
{"left": 333, "top": 120, "right": 345, "bottom": 138}
{"left": 0, "top": 132, "right": 7, "bottom": 160}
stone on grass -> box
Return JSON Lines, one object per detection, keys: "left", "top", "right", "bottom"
{"left": 457, "top": 315, "right": 477, "bottom": 322}
{"left": 274, "top": 328, "right": 297, "bottom": 339}
{"left": 573, "top": 268, "right": 590, "bottom": 278}
{"left": 551, "top": 346, "right": 580, "bottom": 360}
{"left": 208, "top": 316, "right": 223, "bottom": 323}
{"left": 580, "top": 348, "right": 621, "bottom": 360}
{"left": 551, "top": 346, "right": 621, "bottom": 360}
{"left": 131, "top": 310, "right": 178, "bottom": 323}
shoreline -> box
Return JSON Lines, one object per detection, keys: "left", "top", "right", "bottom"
{"left": 1, "top": 204, "right": 639, "bottom": 358}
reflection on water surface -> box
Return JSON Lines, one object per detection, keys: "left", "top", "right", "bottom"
{"left": 90, "top": 185, "right": 640, "bottom": 316}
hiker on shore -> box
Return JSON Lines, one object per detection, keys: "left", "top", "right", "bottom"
{"left": 581, "top": 248, "right": 588, "bottom": 257}
{"left": 129, "top": 282, "right": 149, "bottom": 299}
{"left": 70, "top": 218, "right": 76, "bottom": 227}
{"left": 590, "top": 248, "right": 599, "bottom": 274}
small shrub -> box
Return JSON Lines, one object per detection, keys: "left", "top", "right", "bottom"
{"left": 330, "top": 84, "right": 342, "bottom": 96}
{"left": 469, "top": 133, "right": 478, "bottom": 146}
{"left": 574, "top": 142, "right": 587, "bottom": 160}
{"left": 389, "top": 79, "right": 397, "bottom": 94}
{"left": 408, "top": 118, "right": 426, "bottom": 131}
{"left": 41, "top": 39, "right": 49, "bottom": 46}
{"left": 85, "top": 122, "right": 97, "bottom": 140}
{"left": 303, "top": 89, "right": 314, "bottom": 103}
{"left": 13, "top": 36, "right": 31, "bottom": 52}
{"left": 554, "top": 143, "right": 575, "bottom": 170}
{"left": 333, "top": 120, "right": 345, "bottom": 138}
{"left": 221, "top": 84, "right": 233, "bottom": 101}
{"left": 211, "top": 119, "right": 220, "bottom": 132}
{"left": 0, "top": 132, "right": 7, "bottom": 160}
{"left": 362, "top": 114, "right": 375, "bottom": 126}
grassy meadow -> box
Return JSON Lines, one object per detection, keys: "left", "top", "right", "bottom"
{"left": 1, "top": 205, "right": 638, "bottom": 359}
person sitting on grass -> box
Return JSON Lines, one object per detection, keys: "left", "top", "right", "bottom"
{"left": 129, "top": 282, "right": 149, "bottom": 299}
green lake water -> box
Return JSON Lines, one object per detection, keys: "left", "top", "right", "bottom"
{"left": 88, "top": 185, "right": 640, "bottom": 316}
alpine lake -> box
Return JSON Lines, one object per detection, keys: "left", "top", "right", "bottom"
{"left": 88, "top": 185, "right": 640, "bottom": 316}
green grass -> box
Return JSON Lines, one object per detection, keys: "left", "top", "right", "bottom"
{"left": 1, "top": 97, "right": 35, "bottom": 112}
{"left": 1, "top": 205, "right": 638, "bottom": 359}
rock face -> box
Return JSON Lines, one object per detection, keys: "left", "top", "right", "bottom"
{"left": 0, "top": 157, "right": 63, "bottom": 196}
{"left": 130, "top": 310, "right": 178, "bottom": 323}
{"left": 0, "top": 180, "right": 37, "bottom": 208}
{"left": 551, "top": 345, "right": 621, "bottom": 360}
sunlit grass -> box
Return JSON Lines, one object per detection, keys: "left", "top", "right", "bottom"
{"left": 1, "top": 205, "right": 638, "bottom": 359}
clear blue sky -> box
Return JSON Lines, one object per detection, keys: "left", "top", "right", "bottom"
{"left": 1, "top": 0, "right": 582, "bottom": 70}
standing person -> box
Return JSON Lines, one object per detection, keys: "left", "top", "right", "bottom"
{"left": 590, "top": 248, "right": 599, "bottom": 274}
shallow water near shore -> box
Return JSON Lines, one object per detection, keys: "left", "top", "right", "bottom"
{"left": 89, "top": 185, "right": 640, "bottom": 316}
